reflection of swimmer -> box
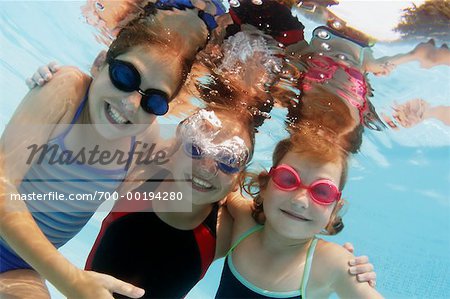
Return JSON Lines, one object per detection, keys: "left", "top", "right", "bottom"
{"left": 81, "top": 0, "right": 226, "bottom": 44}
{"left": 377, "top": 39, "right": 450, "bottom": 71}
{"left": 216, "top": 125, "right": 382, "bottom": 298}
{"left": 81, "top": 0, "right": 146, "bottom": 42}
{"left": 382, "top": 99, "right": 450, "bottom": 129}
{"left": 0, "top": 4, "right": 210, "bottom": 299}
{"left": 295, "top": 25, "right": 395, "bottom": 76}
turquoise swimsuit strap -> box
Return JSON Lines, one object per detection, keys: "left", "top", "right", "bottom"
{"left": 227, "top": 225, "right": 318, "bottom": 298}
{"left": 300, "top": 237, "right": 319, "bottom": 299}
{"left": 359, "top": 47, "right": 365, "bottom": 66}
{"left": 226, "top": 224, "right": 264, "bottom": 257}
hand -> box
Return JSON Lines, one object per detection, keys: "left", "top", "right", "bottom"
{"left": 392, "top": 98, "right": 430, "bottom": 128}
{"left": 65, "top": 270, "right": 145, "bottom": 299}
{"left": 343, "top": 243, "right": 377, "bottom": 288}
{"left": 191, "top": 0, "right": 225, "bottom": 16}
{"left": 366, "top": 58, "right": 396, "bottom": 76}
{"left": 25, "top": 61, "right": 60, "bottom": 89}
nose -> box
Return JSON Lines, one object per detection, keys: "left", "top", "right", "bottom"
{"left": 121, "top": 93, "right": 141, "bottom": 114}
{"left": 196, "top": 157, "right": 218, "bottom": 179}
{"left": 291, "top": 189, "right": 309, "bottom": 209}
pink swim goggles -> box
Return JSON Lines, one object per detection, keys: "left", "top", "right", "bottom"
{"left": 269, "top": 164, "right": 341, "bottom": 205}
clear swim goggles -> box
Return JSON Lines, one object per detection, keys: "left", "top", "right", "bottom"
{"left": 178, "top": 109, "right": 250, "bottom": 174}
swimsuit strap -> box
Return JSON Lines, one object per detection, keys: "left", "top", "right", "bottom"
{"left": 124, "top": 136, "right": 137, "bottom": 172}
{"left": 54, "top": 84, "right": 137, "bottom": 174}
{"left": 299, "top": 237, "right": 319, "bottom": 299}
{"left": 226, "top": 225, "right": 264, "bottom": 257}
{"left": 57, "top": 87, "right": 90, "bottom": 141}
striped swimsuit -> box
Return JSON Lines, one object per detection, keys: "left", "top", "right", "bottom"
{"left": 0, "top": 94, "right": 136, "bottom": 272}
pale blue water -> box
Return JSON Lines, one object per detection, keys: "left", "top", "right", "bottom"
{"left": 1, "top": 1, "right": 449, "bottom": 298}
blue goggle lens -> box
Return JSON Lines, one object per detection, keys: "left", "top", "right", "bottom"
{"left": 109, "top": 58, "right": 170, "bottom": 116}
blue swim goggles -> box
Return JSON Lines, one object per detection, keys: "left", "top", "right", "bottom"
{"left": 155, "top": 0, "right": 226, "bottom": 31}
{"left": 108, "top": 58, "right": 170, "bottom": 116}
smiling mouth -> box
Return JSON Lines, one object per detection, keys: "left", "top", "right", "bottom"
{"left": 105, "top": 102, "right": 132, "bottom": 125}
{"left": 185, "top": 174, "right": 215, "bottom": 192}
{"left": 280, "top": 209, "right": 311, "bottom": 222}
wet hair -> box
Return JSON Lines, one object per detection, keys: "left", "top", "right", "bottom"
{"left": 285, "top": 86, "right": 364, "bottom": 154}
{"left": 242, "top": 127, "right": 349, "bottom": 235}
{"left": 105, "top": 3, "right": 207, "bottom": 98}
{"left": 196, "top": 72, "right": 274, "bottom": 130}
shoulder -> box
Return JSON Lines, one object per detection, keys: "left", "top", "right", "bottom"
{"left": 39, "top": 66, "right": 91, "bottom": 105}
{"left": 312, "top": 239, "right": 383, "bottom": 298}
{"left": 224, "top": 191, "right": 253, "bottom": 221}
{"left": 20, "top": 66, "right": 91, "bottom": 124}
{"left": 310, "top": 239, "right": 353, "bottom": 282}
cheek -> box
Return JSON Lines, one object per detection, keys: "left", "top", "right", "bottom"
{"left": 136, "top": 109, "right": 156, "bottom": 125}
{"left": 218, "top": 173, "right": 237, "bottom": 191}
{"left": 259, "top": 188, "right": 279, "bottom": 213}
{"left": 313, "top": 205, "right": 335, "bottom": 227}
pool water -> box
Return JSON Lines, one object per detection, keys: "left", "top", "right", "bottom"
{"left": 1, "top": 1, "right": 449, "bottom": 298}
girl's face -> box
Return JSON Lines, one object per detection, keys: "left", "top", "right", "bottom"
{"left": 88, "top": 46, "right": 183, "bottom": 140}
{"left": 262, "top": 151, "right": 342, "bottom": 240}
{"left": 171, "top": 112, "right": 253, "bottom": 206}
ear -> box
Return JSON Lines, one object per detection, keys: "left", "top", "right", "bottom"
{"left": 90, "top": 50, "right": 108, "bottom": 77}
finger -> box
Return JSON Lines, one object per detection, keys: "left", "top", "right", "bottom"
{"left": 352, "top": 255, "right": 369, "bottom": 265}
{"left": 356, "top": 272, "right": 376, "bottom": 283}
{"left": 393, "top": 114, "right": 407, "bottom": 127}
{"left": 110, "top": 278, "right": 145, "bottom": 298}
{"left": 48, "top": 61, "right": 61, "bottom": 73}
{"left": 349, "top": 263, "right": 374, "bottom": 275}
{"left": 369, "top": 279, "right": 377, "bottom": 288}
{"left": 343, "top": 242, "right": 354, "bottom": 254}
{"left": 38, "top": 66, "right": 53, "bottom": 81}
{"left": 26, "top": 77, "right": 37, "bottom": 89}
{"left": 381, "top": 113, "right": 399, "bottom": 130}
{"left": 32, "top": 71, "right": 45, "bottom": 86}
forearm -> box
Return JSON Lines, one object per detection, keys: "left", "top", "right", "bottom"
{"left": 0, "top": 190, "right": 80, "bottom": 296}
{"left": 424, "top": 105, "right": 450, "bottom": 126}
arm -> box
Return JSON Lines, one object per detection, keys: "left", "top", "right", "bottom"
{"left": 326, "top": 244, "right": 383, "bottom": 298}
{"left": 392, "top": 99, "right": 450, "bottom": 128}
{"left": 223, "top": 190, "right": 253, "bottom": 221}
{"left": 423, "top": 105, "right": 450, "bottom": 126}
{"left": 1, "top": 68, "right": 143, "bottom": 298}
{"left": 365, "top": 39, "right": 450, "bottom": 76}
